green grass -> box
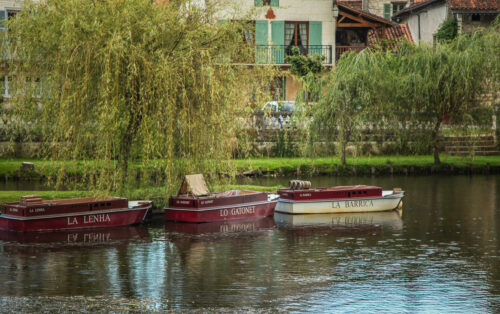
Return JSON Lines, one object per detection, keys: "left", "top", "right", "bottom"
{"left": 1, "top": 155, "right": 499, "bottom": 181}
{"left": 232, "top": 155, "right": 500, "bottom": 172}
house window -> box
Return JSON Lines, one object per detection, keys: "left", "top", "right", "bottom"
{"left": 255, "top": 0, "right": 279, "bottom": 7}
{"left": 285, "top": 22, "right": 308, "bottom": 55}
{"left": 0, "top": 9, "right": 19, "bottom": 29}
{"left": 391, "top": 2, "right": 406, "bottom": 22}
{"left": 271, "top": 77, "right": 286, "bottom": 101}
{"left": 7, "top": 10, "right": 18, "bottom": 20}
{"left": 471, "top": 14, "right": 481, "bottom": 21}
{"left": 392, "top": 2, "right": 406, "bottom": 14}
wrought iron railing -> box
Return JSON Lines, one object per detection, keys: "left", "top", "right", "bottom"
{"left": 335, "top": 45, "right": 366, "bottom": 60}
{"left": 254, "top": 45, "right": 332, "bottom": 65}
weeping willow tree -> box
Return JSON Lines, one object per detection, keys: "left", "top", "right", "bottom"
{"left": 285, "top": 47, "right": 324, "bottom": 157}
{"left": 394, "top": 25, "right": 499, "bottom": 164}
{"left": 312, "top": 19, "right": 499, "bottom": 165}
{"left": 311, "top": 50, "right": 387, "bottom": 165}
{"left": 5, "top": 0, "right": 273, "bottom": 195}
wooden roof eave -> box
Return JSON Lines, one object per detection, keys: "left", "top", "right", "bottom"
{"left": 337, "top": 2, "right": 395, "bottom": 27}
{"left": 337, "top": 10, "right": 383, "bottom": 28}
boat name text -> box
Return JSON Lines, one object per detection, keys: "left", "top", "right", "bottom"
{"left": 332, "top": 200, "right": 374, "bottom": 208}
{"left": 220, "top": 206, "right": 256, "bottom": 217}
{"left": 29, "top": 208, "right": 46, "bottom": 213}
{"left": 67, "top": 214, "right": 111, "bottom": 225}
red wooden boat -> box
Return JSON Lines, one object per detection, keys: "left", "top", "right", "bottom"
{"left": 0, "top": 195, "right": 152, "bottom": 232}
{"left": 165, "top": 174, "right": 277, "bottom": 223}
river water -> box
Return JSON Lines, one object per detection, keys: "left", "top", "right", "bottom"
{"left": 0, "top": 175, "right": 499, "bottom": 312}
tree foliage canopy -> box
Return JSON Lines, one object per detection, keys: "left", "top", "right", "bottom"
{"left": 312, "top": 19, "right": 499, "bottom": 164}
{"left": 6, "top": 0, "right": 271, "bottom": 195}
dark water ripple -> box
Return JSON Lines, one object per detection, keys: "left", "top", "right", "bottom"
{"left": 0, "top": 175, "right": 499, "bottom": 312}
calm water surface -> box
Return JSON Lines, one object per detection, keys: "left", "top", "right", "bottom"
{"left": 0, "top": 175, "right": 499, "bottom": 312}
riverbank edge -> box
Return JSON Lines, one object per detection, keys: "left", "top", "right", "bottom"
{"left": 1, "top": 156, "right": 500, "bottom": 181}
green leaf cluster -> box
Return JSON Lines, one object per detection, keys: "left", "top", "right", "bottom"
{"left": 435, "top": 18, "right": 458, "bottom": 43}
{"left": 286, "top": 47, "right": 324, "bottom": 78}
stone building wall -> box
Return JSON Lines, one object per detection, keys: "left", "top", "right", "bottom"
{"left": 460, "top": 13, "right": 498, "bottom": 34}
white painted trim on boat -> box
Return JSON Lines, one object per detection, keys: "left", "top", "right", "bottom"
{"left": 277, "top": 192, "right": 405, "bottom": 203}
{"left": 165, "top": 200, "right": 277, "bottom": 212}
{"left": 0, "top": 204, "right": 152, "bottom": 221}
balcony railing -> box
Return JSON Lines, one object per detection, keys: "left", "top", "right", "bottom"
{"left": 335, "top": 45, "right": 366, "bottom": 60}
{"left": 255, "top": 45, "right": 332, "bottom": 65}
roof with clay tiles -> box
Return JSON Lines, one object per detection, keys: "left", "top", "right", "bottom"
{"left": 339, "top": 0, "right": 363, "bottom": 10}
{"left": 394, "top": 0, "right": 500, "bottom": 17}
{"left": 448, "top": 0, "right": 500, "bottom": 10}
{"left": 368, "top": 24, "right": 414, "bottom": 48}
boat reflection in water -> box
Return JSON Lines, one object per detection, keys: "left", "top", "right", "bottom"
{"left": 165, "top": 217, "right": 276, "bottom": 276}
{"left": 274, "top": 209, "right": 403, "bottom": 233}
{"left": 165, "top": 216, "right": 275, "bottom": 234}
{"left": 0, "top": 225, "right": 150, "bottom": 247}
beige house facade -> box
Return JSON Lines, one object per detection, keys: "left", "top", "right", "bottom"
{"left": 0, "top": 0, "right": 26, "bottom": 99}
{"left": 219, "top": 0, "right": 338, "bottom": 101}
{"left": 220, "top": 0, "right": 409, "bottom": 101}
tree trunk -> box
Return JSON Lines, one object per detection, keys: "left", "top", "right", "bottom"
{"left": 118, "top": 82, "right": 143, "bottom": 187}
{"left": 341, "top": 141, "right": 346, "bottom": 165}
{"left": 431, "top": 119, "right": 442, "bottom": 165}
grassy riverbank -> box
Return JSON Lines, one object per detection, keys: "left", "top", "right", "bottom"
{"left": 1, "top": 155, "right": 498, "bottom": 206}
{"left": 233, "top": 155, "right": 500, "bottom": 176}
{"left": 1, "top": 155, "right": 500, "bottom": 180}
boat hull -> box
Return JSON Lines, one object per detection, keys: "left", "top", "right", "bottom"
{"left": 0, "top": 203, "right": 152, "bottom": 232}
{"left": 275, "top": 192, "right": 403, "bottom": 214}
{"left": 165, "top": 201, "right": 277, "bottom": 223}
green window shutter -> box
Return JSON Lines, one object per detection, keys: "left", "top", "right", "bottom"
{"left": 254, "top": 0, "right": 263, "bottom": 7}
{"left": 271, "top": 21, "right": 284, "bottom": 63}
{"left": 309, "top": 21, "right": 322, "bottom": 59}
{"left": 0, "top": 10, "right": 6, "bottom": 29}
{"left": 256, "top": 21, "right": 268, "bottom": 45}
{"left": 270, "top": 0, "right": 279, "bottom": 7}
{"left": 383, "top": 3, "right": 391, "bottom": 19}
{"left": 255, "top": 21, "right": 268, "bottom": 63}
